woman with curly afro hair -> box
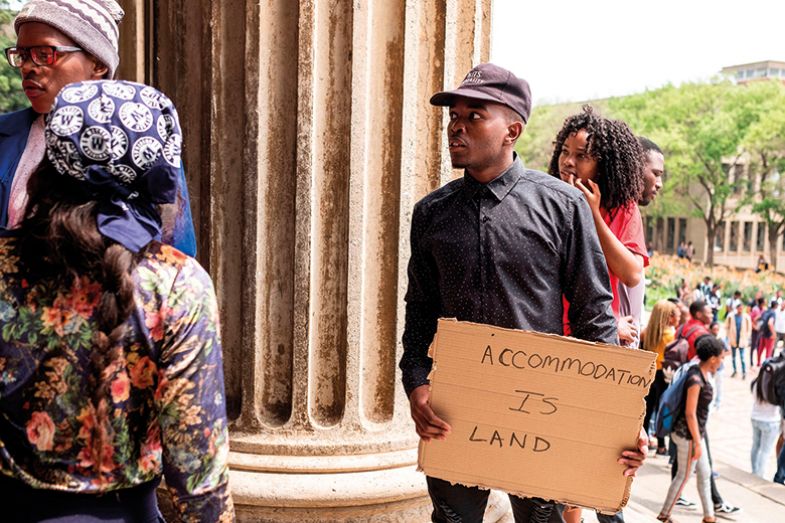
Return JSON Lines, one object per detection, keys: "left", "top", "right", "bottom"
{"left": 550, "top": 105, "right": 649, "bottom": 523}
{"left": 549, "top": 105, "right": 647, "bottom": 317}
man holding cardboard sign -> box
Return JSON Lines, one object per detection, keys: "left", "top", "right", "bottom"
{"left": 400, "top": 63, "right": 648, "bottom": 522}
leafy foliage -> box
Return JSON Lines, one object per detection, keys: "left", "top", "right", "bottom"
{"left": 646, "top": 254, "right": 785, "bottom": 310}
{"left": 738, "top": 81, "right": 785, "bottom": 267}
{"left": 0, "top": 1, "right": 28, "bottom": 113}
{"left": 608, "top": 82, "right": 751, "bottom": 266}
{"left": 517, "top": 79, "right": 785, "bottom": 268}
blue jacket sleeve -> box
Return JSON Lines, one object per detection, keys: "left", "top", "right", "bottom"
{"left": 162, "top": 165, "right": 197, "bottom": 257}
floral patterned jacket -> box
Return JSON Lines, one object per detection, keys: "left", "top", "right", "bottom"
{"left": 0, "top": 235, "right": 233, "bottom": 522}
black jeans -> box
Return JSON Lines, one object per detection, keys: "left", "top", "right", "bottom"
{"left": 774, "top": 442, "right": 785, "bottom": 484}
{"left": 2, "top": 475, "right": 163, "bottom": 523}
{"left": 427, "top": 476, "right": 625, "bottom": 523}
{"left": 643, "top": 369, "right": 668, "bottom": 448}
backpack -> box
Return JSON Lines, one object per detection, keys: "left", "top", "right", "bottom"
{"left": 662, "top": 325, "right": 704, "bottom": 373}
{"left": 760, "top": 310, "right": 775, "bottom": 337}
{"left": 759, "top": 352, "right": 785, "bottom": 407}
{"left": 655, "top": 361, "right": 698, "bottom": 438}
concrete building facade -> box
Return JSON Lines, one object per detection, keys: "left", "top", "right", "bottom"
{"left": 722, "top": 60, "right": 785, "bottom": 84}
{"left": 645, "top": 159, "right": 785, "bottom": 272}
{"left": 116, "top": 1, "right": 493, "bottom": 521}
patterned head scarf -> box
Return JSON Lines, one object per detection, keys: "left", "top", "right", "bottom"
{"left": 45, "top": 79, "right": 183, "bottom": 253}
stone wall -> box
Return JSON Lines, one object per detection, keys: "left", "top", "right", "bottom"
{"left": 117, "top": 1, "right": 492, "bottom": 520}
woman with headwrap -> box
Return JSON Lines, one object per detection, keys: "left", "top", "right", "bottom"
{"left": 0, "top": 80, "right": 233, "bottom": 522}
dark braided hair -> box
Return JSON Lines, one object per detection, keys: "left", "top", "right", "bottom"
{"left": 548, "top": 105, "right": 644, "bottom": 213}
{"left": 19, "top": 161, "right": 142, "bottom": 483}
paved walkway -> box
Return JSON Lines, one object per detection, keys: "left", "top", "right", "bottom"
{"left": 582, "top": 349, "right": 785, "bottom": 522}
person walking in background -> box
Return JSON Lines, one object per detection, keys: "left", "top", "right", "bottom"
{"left": 691, "top": 283, "right": 704, "bottom": 306}
{"left": 757, "top": 254, "right": 769, "bottom": 273}
{"left": 708, "top": 284, "right": 721, "bottom": 323}
{"left": 684, "top": 300, "right": 712, "bottom": 361}
{"left": 642, "top": 300, "right": 680, "bottom": 455}
{"left": 685, "top": 241, "right": 695, "bottom": 262}
{"left": 724, "top": 290, "right": 742, "bottom": 318}
{"left": 675, "top": 300, "right": 690, "bottom": 329}
{"left": 725, "top": 301, "right": 751, "bottom": 379}
{"left": 0, "top": 80, "right": 233, "bottom": 521}
{"left": 775, "top": 300, "right": 785, "bottom": 352}
{"left": 657, "top": 336, "right": 726, "bottom": 523}
{"left": 750, "top": 297, "right": 765, "bottom": 367}
{"left": 0, "top": 0, "right": 196, "bottom": 255}
{"left": 700, "top": 277, "right": 712, "bottom": 300}
{"left": 667, "top": 302, "right": 742, "bottom": 516}
{"left": 757, "top": 300, "right": 778, "bottom": 364}
{"left": 709, "top": 321, "right": 729, "bottom": 410}
{"left": 676, "top": 279, "right": 690, "bottom": 304}
{"left": 750, "top": 376, "right": 782, "bottom": 478}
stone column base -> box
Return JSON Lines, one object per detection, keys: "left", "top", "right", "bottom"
{"left": 230, "top": 464, "right": 431, "bottom": 522}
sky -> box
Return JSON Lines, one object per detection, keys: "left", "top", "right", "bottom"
{"left": 491, "top": 0, "right": 785, "bottom": 104}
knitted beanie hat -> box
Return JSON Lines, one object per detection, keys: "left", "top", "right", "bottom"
{"left": 14, "top": 0, "right": 125, "bottom": 78}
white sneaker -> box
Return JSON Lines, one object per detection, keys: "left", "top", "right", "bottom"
{"left": 714, "top": 502, "right": 741, "bottom": 519}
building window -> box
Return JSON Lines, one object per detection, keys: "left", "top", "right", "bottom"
{"left": 733, "top": 165, "right": 744, "bottom": 194}
{"left": 645, "top": 217, "right": 654, "bottom": 246}
{"left": 729, "top": 221, "right": 739, "bottom": 252}
{"left": 715, "top": 221, "right": 725, "bottom": 251}
{"left": 743, "top": 222, "right": 752, "bottom": 252}
{"left": 678, "top": 218, "right": 687, "bottom": 244}
{"left": 667, "top": 217, "right": 676, "bottom": 253}
{"left": 757, "top": 223, "right": 766, "bottom": 252}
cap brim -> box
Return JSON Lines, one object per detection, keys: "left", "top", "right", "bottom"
{"left": 429, "top": 87, "right": 505, "bottom": 108}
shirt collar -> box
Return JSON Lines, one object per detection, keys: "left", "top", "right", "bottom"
{"left": 463, "top": 153, "right": 524, "bottom": 202}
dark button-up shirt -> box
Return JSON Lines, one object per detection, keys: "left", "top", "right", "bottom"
{"left": 400, "top": 156, "right": 618, "bottom": 396}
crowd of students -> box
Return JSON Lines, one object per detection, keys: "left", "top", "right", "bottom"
{"left": 639, "top": 283, "right": 785, "bottom": 522}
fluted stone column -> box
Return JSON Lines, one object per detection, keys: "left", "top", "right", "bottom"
{"left": 118, "top": 1, "right": 492, "bottom": 520}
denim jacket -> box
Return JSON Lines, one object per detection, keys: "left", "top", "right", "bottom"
{"left": 0, "top": 107, "right": 197, "bottom": 256}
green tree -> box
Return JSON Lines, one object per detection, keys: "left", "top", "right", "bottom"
{"left": 739, "top": 80, "right": 785, "bottom": 269}
{"left": 609, "top": 82, "right": 755, "bottom": 266}
{"left": 0, "top": 1, "right": 28, "bottom": 113}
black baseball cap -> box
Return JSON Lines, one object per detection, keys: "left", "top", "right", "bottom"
{"left": 430, "top": 63, "right": 532, "bottom": 123}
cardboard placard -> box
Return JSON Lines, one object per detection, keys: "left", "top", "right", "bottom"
{"left": 418, "top": 319, "right": 656, "bottom": 515}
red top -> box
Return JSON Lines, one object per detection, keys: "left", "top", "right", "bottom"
{"left": 750, "top": 305, "right": 762, "bottom": 329}
{"left": 601, "top": 203, "right": 649, "bottom": 316}
{"left": 683, "top": 318, "right": 711, "bottom": 360}
{"left": 563, "top": 203, "right": 648, "bottom": 336}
